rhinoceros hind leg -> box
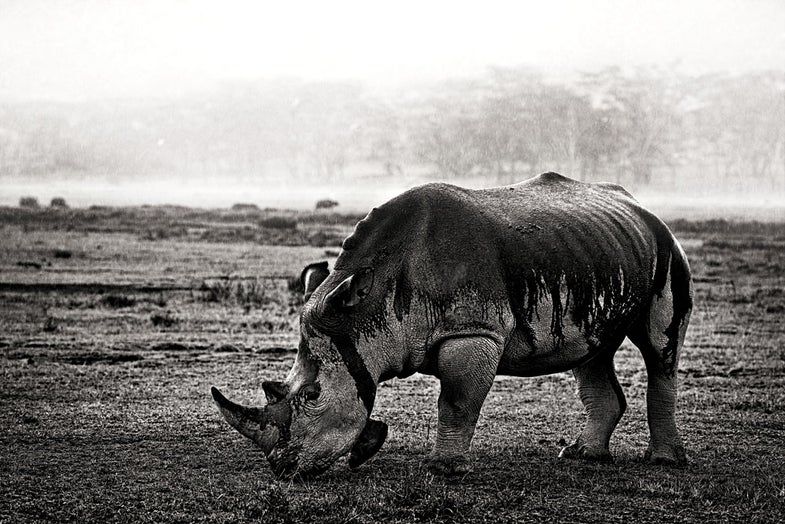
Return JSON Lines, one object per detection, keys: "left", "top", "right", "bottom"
{"left": 627, "top": 252, "right": 692, "bottom": 466}
{"left": 559, "top": 351, "right": 625, "bottom": 462}
{"left": 427, "top": 336, "right": 502, "bottom": 476}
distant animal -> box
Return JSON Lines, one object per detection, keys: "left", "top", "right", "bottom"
{"left": 315, "top": 199, "right": 339, "bottom": 210}
{"left": 212, "top": 172, "right": 693, "bottom": 478}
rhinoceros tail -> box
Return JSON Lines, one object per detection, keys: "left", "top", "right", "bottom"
{"left": 628, "top": 214, "right": 693, "bottom": 377}
{"left": 211, "top": 386, "right": 267, "bottom": 443}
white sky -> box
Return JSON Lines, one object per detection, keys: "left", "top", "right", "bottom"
{"left": 1, "top": 0, "right": 784, "bottom": 101}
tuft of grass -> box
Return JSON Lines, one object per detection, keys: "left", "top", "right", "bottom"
{"left": 243, "top": 485, "right": 294, "bottom": 523}
{"left": 200, "top": 278, "right": 271, "bottom": 309}
{"left": 42, "top": 315, "right": 58, "bottom": 333}
{"left": 150, "top": 311, "right": 177, "bottom": 328}
{"left": 101, "top": 294, "right": 136, "bottom": 308}
{"left": 235, "top": 279, "right": 269, "bottom": 309}
{"left": 200, "top": 279, "right": 234, "bottom": 303}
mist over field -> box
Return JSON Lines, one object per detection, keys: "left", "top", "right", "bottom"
{"left": 1, "top": 1, "right": 784, "bottom": 218}
{"left": 3, "top": 68, "right": 785, "bottom": 218}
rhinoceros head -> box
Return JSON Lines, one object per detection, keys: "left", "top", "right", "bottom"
{"left": 212, "top": 261, "right": 389, "bottom": 478}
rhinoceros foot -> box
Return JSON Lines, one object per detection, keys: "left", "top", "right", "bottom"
{"left": 558, "top": 443, "right": 614, "bottom": 462}
{"left": 644, "top": 444, "right": 687, "bottom": 466}
{"left": 426, "top": 454, "right": 471, "bottom": 476}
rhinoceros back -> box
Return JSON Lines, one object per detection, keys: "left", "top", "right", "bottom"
{"left": 336, "top": 173, "right": 683, "bottom": 351}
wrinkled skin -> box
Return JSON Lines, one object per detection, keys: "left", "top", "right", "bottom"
{"left": 213, "top": 173, "right": 693, "bottom": 478}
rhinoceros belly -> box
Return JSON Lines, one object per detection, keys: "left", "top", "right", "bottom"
{"left": 497, "top": 291, "right": 629, "bottom": 377}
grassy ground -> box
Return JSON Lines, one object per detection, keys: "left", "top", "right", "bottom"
{"left": 1, "top": 207, "right": 784, "bottom": 523}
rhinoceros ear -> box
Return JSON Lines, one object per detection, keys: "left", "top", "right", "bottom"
{"left": 301, "top": 261, "right": 330, "bottom": 300}
{"left": 325, "top": 267, "right": 374, "bottom": 309}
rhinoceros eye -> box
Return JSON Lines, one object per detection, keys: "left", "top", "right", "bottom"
{"left": 301, "top": 382, "right": 321, "bottom": 401}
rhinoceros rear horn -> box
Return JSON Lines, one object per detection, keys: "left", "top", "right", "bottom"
{"left": 211, "top": 386, "right": 267, "bottom": 443}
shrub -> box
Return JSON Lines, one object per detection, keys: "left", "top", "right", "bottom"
{"left": 200, "top": 278, "right": 271, "bottom": 309}
{"left": 259, "top": 216, "right": 298, "bottom": 230}
{"left": 53, "top": 249, "right": 73, "bottom": 259}
{"left": 50, "top": 197, "right": 68, "bottom": 208}
{"left": 200, "top": 279, "right": 233, "bottom": 303}
{"left": 235, "top": 279, "right": 269, "bottom": 308}
{"left": 19, "top": 196, "right": 39, "bottom": 208}
{"left": 150, "top": 311, "right": 177, "bottom": 328}
{"left": 315, "top": 199, "right": 339, "bottom": 210}
{"left": 101, "top": 294, "right": 136, "bottom": 308}
{"left": 43, "top": 315, "right": 58, "bottom": 333}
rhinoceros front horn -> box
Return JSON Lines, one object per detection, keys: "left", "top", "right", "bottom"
{"left": 211, "top": 386, "right": 268, "bottom": 445}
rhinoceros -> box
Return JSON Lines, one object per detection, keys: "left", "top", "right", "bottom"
{"left": 211, "top": 172, "right": 693, "bottom": 478}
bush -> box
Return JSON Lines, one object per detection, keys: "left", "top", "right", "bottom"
{"left": 259, "top": 216, "right": 298, "bottom": 230}
{"left": 19, "top": 196, "right": 39, "bottom": 208}
{"left": 101, "top": 294, "right": 136, "bottom": 308}
{"left": 231, "top": 203, "right": 260, "bottom": 211}
{"left": 50, "top": 197, "right": 68, "bottom": 208}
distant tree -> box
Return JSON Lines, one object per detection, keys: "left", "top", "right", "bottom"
{"left": 364, "top": 100, "right": 407, "bottom": 177}
{"left": 689, "top": 72, "right": 785, "bottom": 191}
{"left": 408, "top": 81, "right": 486, "bottom": 179}
{"left": 50, "top": 197, "right": 68, "bottom": 208}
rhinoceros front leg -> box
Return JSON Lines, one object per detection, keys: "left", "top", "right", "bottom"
{"left": 559, "top": 351, "right": 626, "bottom": 462}
{"left": 427, "top": 336, "right": 502, "bottom": 476}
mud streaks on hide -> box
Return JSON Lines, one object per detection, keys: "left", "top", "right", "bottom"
{"left": 328, "top": 332, "right": 377, "bottom": 417}
{"left": 639, "top": 213, "right": 694, "bottom": 376}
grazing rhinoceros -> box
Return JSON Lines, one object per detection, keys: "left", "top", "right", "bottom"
{"left": 211, "top": 172, "right": 693, "bottom": 478}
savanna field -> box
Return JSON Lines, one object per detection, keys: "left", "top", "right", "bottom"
{"left": 1, "top": 205, "right": 783, "bottom": 523}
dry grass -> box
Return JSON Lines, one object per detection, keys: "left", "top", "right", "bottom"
{"left": 0, "top": 207, "right": 783, "bottom": 523}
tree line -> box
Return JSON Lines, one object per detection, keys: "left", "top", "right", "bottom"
{"left": 1, "top": 67, "right": 784, "bottom": 193}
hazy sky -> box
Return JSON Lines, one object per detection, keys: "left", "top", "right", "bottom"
{"left": 1, "top": 0, "right": 784, "bottom": 101}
